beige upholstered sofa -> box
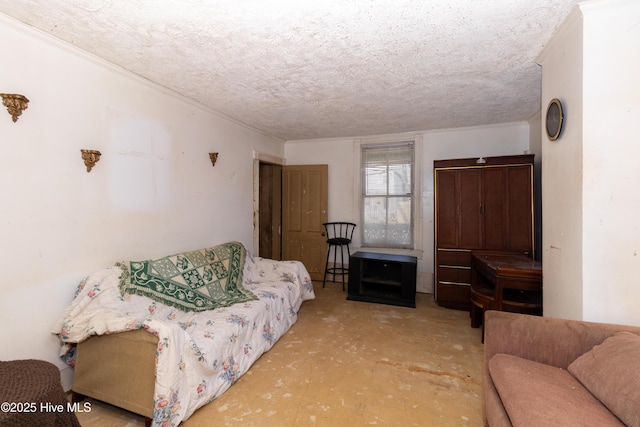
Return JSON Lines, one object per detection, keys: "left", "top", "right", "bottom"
{"left": 483, "top": 310, "right": 640, "bottom": 427}
{"left": 54, "top": 245, "right": 315, "bottom": 427}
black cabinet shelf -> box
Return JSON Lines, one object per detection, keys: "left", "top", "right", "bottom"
{"left": 348, "top": 252, "right": 417, "bottom": 308}
{"left": 362, "top": 279, "right": 401, "bottom": 288}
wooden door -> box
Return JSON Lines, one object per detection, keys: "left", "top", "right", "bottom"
{"left": 282, "top": 165, "right": 328, "bottom": 280}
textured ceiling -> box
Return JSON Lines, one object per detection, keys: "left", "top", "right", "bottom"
{"left": 0, "top": 0, "right": 581, "bottom": 141}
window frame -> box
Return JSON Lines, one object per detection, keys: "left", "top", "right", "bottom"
{"left": 353, "top": 135, "right": 423, "bottom": 257}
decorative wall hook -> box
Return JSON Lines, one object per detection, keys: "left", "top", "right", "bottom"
{"left": 0, "top": 93, "right": 29, "bottom": 122}
{"left": 81, "top": 149, "right": 102, "bottom": 172}
{"left": 209, "top": 152, "right": 219, "bottom": 167}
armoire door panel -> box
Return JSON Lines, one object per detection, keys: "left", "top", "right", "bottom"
{"left": 459, "top": 169, "right": 482, "bottom": 249}
{"left": 507, "top": 165, "right": 534, "bottom": 252}
{"left": 435, "top": 170, "right": 458, "bottom": 247}
{"left": 482, "top": 167, "right": 507, "bottom": 250}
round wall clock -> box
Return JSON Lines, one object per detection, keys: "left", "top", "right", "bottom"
{"left": 546, "top": 98, "right": 564, "bottom": 141}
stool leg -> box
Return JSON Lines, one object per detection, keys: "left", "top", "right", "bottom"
{"left": 345, "top": 244, "right": 351, "bottom": 292}
{"left": 322, "top": 244, "right": 331, "bottom": 288}
{"left": 331, "top": 242, "right": 338, "bottom": 282}
{"left": 339, "top": 244, "right": 345, "bottom": 291}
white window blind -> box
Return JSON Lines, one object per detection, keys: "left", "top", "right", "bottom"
{"left": 361, "top": 141, "right": 414, "bottom": 249}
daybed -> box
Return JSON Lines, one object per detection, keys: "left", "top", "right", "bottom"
{"left": 52, "top": 242, "right": 314, "bottom": 427}
{"left": 483, "top": 310, "right": 640, "bottom": 427}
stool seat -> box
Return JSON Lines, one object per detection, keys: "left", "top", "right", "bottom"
{"left": 327, "top": 237, "right": 351, "bottom": 245}
{"left": 0, "top": 359, "right": 81, "bottom": 427}
{"left": 322, "top": 222, "right": 356, "bottom": 291}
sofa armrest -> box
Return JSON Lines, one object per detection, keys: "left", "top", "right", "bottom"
{"left": 484, "top": 310, "right": 640, "bottom": 370}
{"left": 73, "top": 329, "right": 158, "bottom": 418}
{"left": 482, "top": 310, "right": 640, "bottom": 427}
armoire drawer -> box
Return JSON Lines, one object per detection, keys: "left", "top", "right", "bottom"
{"left": 436, "top": 249, "right": 471, "bottom": 267}
{"left": 437, "top": 265, "right": 471, "bottom": 284}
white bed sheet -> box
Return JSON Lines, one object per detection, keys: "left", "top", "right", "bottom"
{"left": 52, "top": 255, "right": 315, "bottom": 427}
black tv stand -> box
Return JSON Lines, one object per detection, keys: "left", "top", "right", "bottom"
{"left": 347, "top": 251, "right": 417, "bottom": 308}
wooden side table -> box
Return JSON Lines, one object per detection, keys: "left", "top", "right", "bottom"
{"left": 470, "top": 252, "right": 542, "bottom": 339}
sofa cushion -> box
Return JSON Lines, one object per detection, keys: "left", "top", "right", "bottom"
{"left": 489, "top": 353, "right": 625, "bottom": 427}
{"left": 568, "top": 331, "right": 640, "bottom": 427}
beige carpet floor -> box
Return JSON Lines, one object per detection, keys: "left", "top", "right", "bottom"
{"left": 75, "top": 282, "right": 484, "bottom": 426}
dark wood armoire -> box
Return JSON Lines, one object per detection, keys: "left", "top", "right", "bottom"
{"left": 434, "top": 154, "right": 534, "bottom": 310}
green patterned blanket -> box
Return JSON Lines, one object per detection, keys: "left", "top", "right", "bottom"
{"left": 117, "top": 241, "right": 256, "bottom": 312}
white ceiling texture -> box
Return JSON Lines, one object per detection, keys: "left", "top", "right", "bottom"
{"left": 0, "top": 0, "right": 582, "bottom": 141}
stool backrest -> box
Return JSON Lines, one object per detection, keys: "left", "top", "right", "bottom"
{"left": 323, "top": 222, "right": 356, "bottom": 242}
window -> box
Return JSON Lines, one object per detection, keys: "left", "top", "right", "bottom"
{"left": 360, "top": 141, "right": 414, "bottom": 249}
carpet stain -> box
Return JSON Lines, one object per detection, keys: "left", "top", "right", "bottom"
{"left": 375, "top": 359, "right": 479, "bottom": 384}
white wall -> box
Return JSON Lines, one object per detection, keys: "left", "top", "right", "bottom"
{"left": 538, "top": 7, "right": 585, "bottom": 321}
{"left": 0, "top": 14, "right": 284, "bottom": 387}
{"left": 581, "top": 0, "right": 640, "bottom": 325}
{"left": 285, "top": 122, "right": 530, "bottom": 294}
{"left": 539, "top": 0, "right": 640, "bottom": 326}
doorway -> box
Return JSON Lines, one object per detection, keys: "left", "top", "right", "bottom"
{"left": 255, "top": 160, "right": 328, "bottom": 281}
{"left": 258, "top": 162, "right": 282, "bottom": 260}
